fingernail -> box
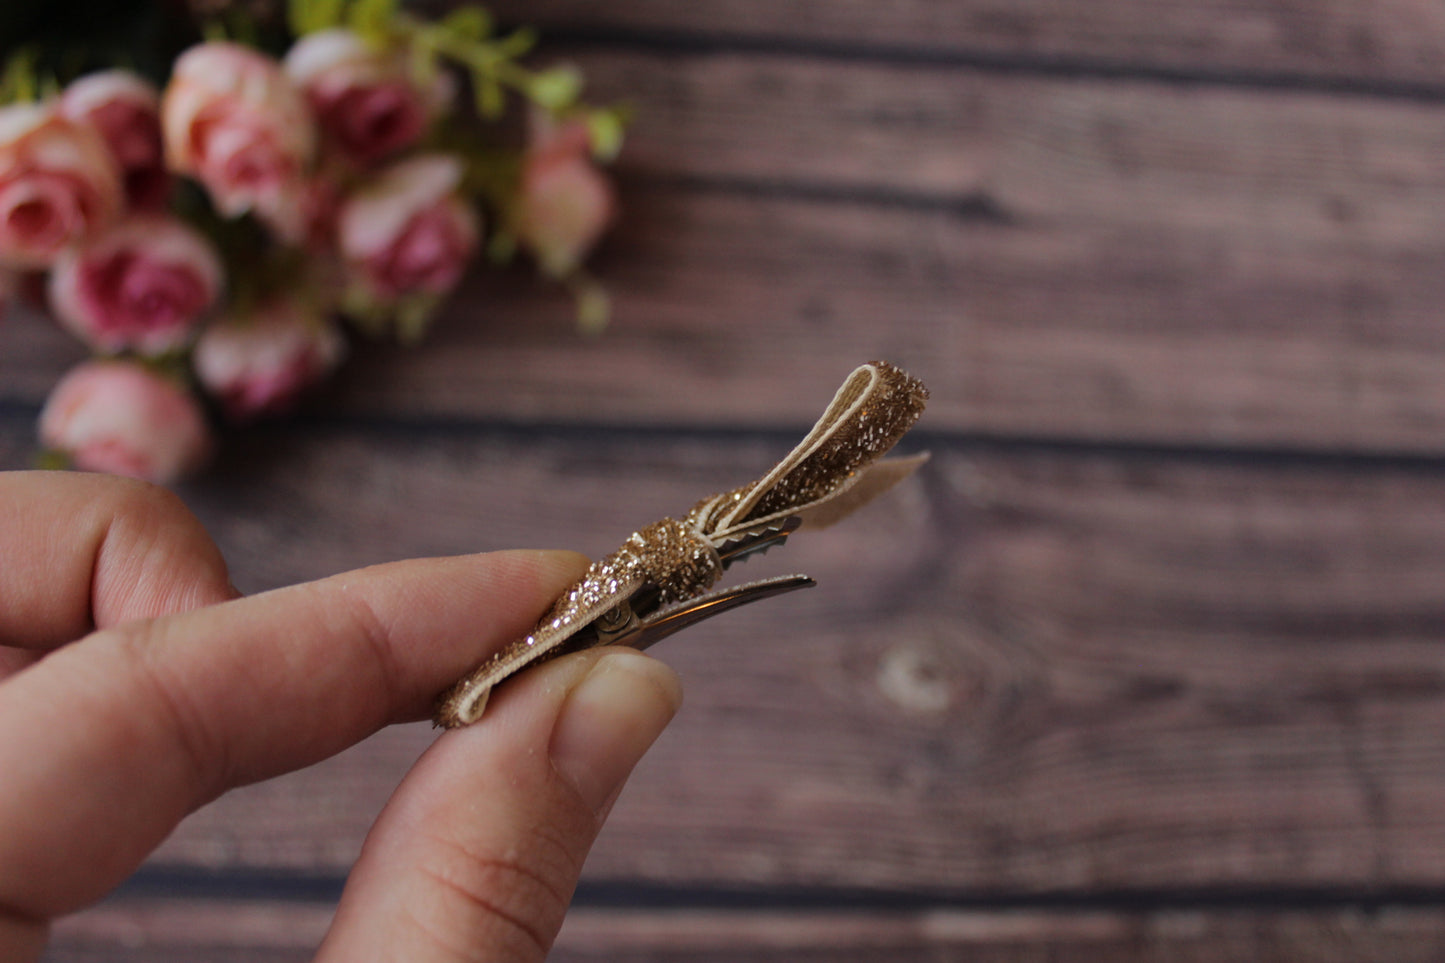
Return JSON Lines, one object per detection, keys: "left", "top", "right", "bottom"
{"left": 550, "top": 651, "right": 683, "bottom": 817}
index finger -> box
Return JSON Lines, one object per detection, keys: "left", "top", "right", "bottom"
{"left": 0, "top": 471, "right": 236, "bottom": 652}
{"left": 0, "top": 546, "right": 589, "bottom": 921}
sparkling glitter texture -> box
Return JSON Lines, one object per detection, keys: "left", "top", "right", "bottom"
{"left": 690, "top": 361, "right": 929, "bottom": 532}
{"left": 434, "top": 518, "right": 723, "bottom": 727}
{"left": 551, "top": 516, "right": 724, "bottom": 621}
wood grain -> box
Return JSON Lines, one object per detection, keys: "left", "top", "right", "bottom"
{"left": 1, "top": 424, "right": 1427, "bottom": 893}
{"left": 475, "top": 0, "right": 1445, "bottom": 88}
{"left": 509, "top": 49, "right": 1445, "bottom": 237}
{"left": 45, "top": 900, "right": 1445, "bottom": 962}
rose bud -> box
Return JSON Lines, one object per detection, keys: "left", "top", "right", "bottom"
{"left": 514, "top": 118, "right": 616, "bottom": 277}
{"left": 337, "top": 154, "right": 479, "bottom": 301}
{"left": 39, "top": 359, "right": 212, "bottom": 484}
{"left": 48, "top": 215, "right": 224, "bottom": 356}
{"left": 59, "top": 70, "right": 171, "bottom": 210}
{"left": 193, "top": 296, "right": 345, "bottom": 421}
{"left": 161, "top": 41, "right": 316, "bottom": 242}
{"left": 0, "top": 103, "right": 123, "bottom": 268}
{"left": 285, "top": 27, "right": 452, "bottom": 166}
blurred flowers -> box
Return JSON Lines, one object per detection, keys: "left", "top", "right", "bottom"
{"left": 515, "top": 117, "right": 616, "bottom": 279}
{"left": 5, "top": 0, "right": 628, "bottom": 484}
{"left": 193, "top": 295, "right": 344, "bottom": 421}
{"left": 338, "top": 153, "right": 478, "bottom": 321}
{"left": 161, "top": 41, "right": 317, "bottom": 241}
{"left": 39, "top": 360, "right": 212, "bottom": 482}
{"left": 285, "top": 27, "right": 450, "bottom": 165}
{"left": 0, "top": 104, "right": 121, "bottom": 267}
{"left": 48, "top": 215, "right": 222, "bottom": 355}
{"left": 58, "top": 70, "right": 171, "bottom": 210}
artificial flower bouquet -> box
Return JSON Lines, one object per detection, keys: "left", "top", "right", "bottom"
{"left": 2, "top": 0, "right": 623, "bottom": 483}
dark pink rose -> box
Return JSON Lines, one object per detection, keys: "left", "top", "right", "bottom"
{"left": 193, "top": 296, "right": 345, "bottom": 421}
{"left": 59, "top": 70, "right": 171, "bottom": 210}
{"left": 161, "top": 42, "right": 316, "bottom": 242}
{"left": 39, "top": 359, "right": 212, "bottom": 483}
{"left": 285, "top": 28, "right": 451, "bottom": 166}
{"left": 0, "top": 104, "right": 122, "bottom": 268}
{"left": 515, "top": 118, "right": 616, "bottom": 277}
{"left": 337, "top": 154, "right": 478, "bottom": 301}
{"left": 48, "top": 216, "right": 223, "bottom": 356}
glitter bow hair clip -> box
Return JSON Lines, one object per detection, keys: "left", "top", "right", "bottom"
{"left": 435, "top": 361, "right": 930, "bottom": 727}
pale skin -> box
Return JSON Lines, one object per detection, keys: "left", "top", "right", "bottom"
{"left": 0, "top": 470, "right": 684, "bottom": 962}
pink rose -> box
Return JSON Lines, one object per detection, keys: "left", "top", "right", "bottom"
{"left": 285, "top": 28, "right": 451, "bottom": 166}
{"left": 193, "top": 297, "right": 345, "bottom": 421}
{"left": 48, "top": 215, "right": 223, "bottom": 356}
{"left": 39, "top": 359, "right": 212, "bottom": 483}
{"left": 337, "top": 154, "right": 478, "bottom": 300}
{"left": 514, "top": 119, "right": 615, "bottom": 277}
{"left": 59, "top": 70, "right": 171, "bottom": 210}
{"left": 0, "top": 103, "right": 122, "bottom": 268}
{"left": 161, "top": 42, "right": 316, "bottom": 242}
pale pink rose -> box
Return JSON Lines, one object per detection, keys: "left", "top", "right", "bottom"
{"left": 193, "top": 297, "right": 345, "bottom": 421}
{"left": 285, "top": 28, "right": 451, "bottom": 166}
{"left": 514, "top": 119, "right": 615, "bottom": 277}
{"left": 0, "top": 103, "right": 123, "bottom": 268}
{"left": 59, "top": 70, "right": 171, "bottom": 210}
{"left": 337, "top": 154, "right": 478, "bottom": 300}
{"left": 48, "top": 215, "right": 223, "bottom": 355}
{"left": 161, "top": 42, "right": 316, "bottom": 242}
{"left": 39, "top": 359, "right": 212, "bottom": 483}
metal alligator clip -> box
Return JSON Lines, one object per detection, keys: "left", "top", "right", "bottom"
{"left": 582, "top": 517, "right": 814, "bottom": 652}
{"left": 435, "top": 361, "right": 931, "bottom": 728}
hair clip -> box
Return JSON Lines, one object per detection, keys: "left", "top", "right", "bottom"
{"left": 434, "top": 360, "right": 930, "bottom": 727}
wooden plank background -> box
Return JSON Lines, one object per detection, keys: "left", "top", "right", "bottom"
{"left": 2, "top": 0, "right": 1444, "bottom": 958}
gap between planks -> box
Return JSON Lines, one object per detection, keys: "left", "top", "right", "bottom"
{"left": 44, "top": 898, "right": 1445, "bottom": 962}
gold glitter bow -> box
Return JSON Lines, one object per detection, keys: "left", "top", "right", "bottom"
{"left": 435, "top": 361, "right": 930, "bottom": 727}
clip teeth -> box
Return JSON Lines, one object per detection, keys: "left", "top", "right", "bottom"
{"left": 714, "top": 516, "right": 802, "bottom": 567}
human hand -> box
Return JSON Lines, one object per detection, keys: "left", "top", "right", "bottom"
{"left": 0, "top": 471, "right": 683, "bottom": 962}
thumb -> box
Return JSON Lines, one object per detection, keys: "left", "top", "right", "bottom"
{"left": 316, "top": 649, "right": 683, "bottom": 963}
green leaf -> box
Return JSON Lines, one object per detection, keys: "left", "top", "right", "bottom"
{"left": 394, "top": 293, "right": 442, "bottom": 344}
{"left": 586, "top": 109, "right": 626, "bottom": 162}
{"left": 0, "top": 49, "right": 39, "bottom": 104}
{"left": 439, "top": 5, "right": 491, "bottom": 42}
{"left": 346, "top": 0, "right": 399, "bottom": 43}
{"left": 528, "top": 65, "right": 582, "bottom": 111}
{"left": 288, "top": 0, "right": 348, "bottom": 36}
{"left": 285, "top": 0, "right": 309, "bottom": 36}
{"left": 339, "top": 285, "right": 392, "bottom": 337}
{"left": 573, "top": 281, "right": 611, "bottom": 336}
{"left": 473, "top": 75, "right": 505, "bottom": 119}
{"left": 495, "top": 26, "right": 537, "bottom": 58}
